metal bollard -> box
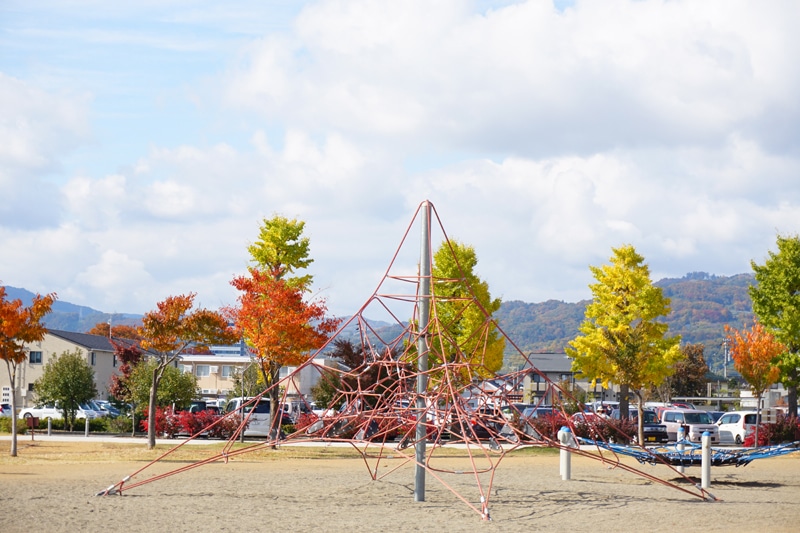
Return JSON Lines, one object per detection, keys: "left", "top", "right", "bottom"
{"left": 47, "top": 418, "right": 52, "bottom": 436}
{"left": 677, "top": 426, "right": 685, "bottom": 474}
{"left": 558, "top": 426, "right": 572, "bottom": 480}
{"left": 701, "top": 431, "right": 711, "bottom": 489}
{"left": 85, "top": 416, "right": 90, "bottom": 437}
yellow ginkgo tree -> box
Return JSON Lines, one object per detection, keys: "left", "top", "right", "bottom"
{"left": 567, "top": 245, "right": 683, "bottom": 445}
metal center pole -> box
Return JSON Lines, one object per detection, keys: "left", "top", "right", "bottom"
{"left": 415, "top": 201, "right": 431, "bottom": 502}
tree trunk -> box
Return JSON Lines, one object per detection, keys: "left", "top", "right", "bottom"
{"left": 619, "top": 384, "right": 630, "bottom": 418}
{"left": 635, "top": 390, "right": 645, "bottom": 446}
{"left": 269, "top": 361, "right": 281, "bottom": 448}
{"left": 787, "top": 371, "right": 798, "bottom": 419}
{"left": 147, "top": 366, "right": 161, "bottom": 449}
{"left": 6, "top": 363, "right": 18, "bottom": 457}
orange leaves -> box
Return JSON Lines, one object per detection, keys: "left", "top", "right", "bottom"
{"left": 139, "top": 293, "right": 237, "bottom": 356}
{"left": 725, "top": 322, "right": 784, "bottom": 395}
{"left": 227, "top": 267, "right": 340, "bottom": 367}
{"left": 0, "top": 286, "right": 56, "bottom": 365}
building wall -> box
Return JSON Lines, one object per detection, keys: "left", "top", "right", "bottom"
{"left": 0, "top": 334, "right": 118, "bottom": 409}
{"left": 180, "top": 354, "right": 339, "bottom": 401}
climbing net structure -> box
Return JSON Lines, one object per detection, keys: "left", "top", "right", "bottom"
{"left": 99, "top": 200, "right": 725, "bottom": 519}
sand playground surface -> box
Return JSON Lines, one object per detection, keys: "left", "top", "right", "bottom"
{"left": 1, "top": 435, "right": 799, "bottom": 533}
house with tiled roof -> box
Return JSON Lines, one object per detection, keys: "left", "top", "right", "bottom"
{"left": 0, "top": 329, "right": 121, "bottom": 410}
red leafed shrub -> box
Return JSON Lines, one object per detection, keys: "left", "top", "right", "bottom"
{"left": 525, "top": 412, "right": 568, "bottom": 441}
{"left": 176, "top": 410, "right": 212, "bottom": 436}
{"left": 140, "top": 407, "right": 181, "bottom": 438}
{"left": 294, "top": 412, "right": 319, "bottom": 431}
{"left": 743, "top": 416, "right": 800, "bottom": 447}
{"left": 142, "top": 408, "right": 243, "bottom": 439}
{"left": 207, "top": 413, "right": 242, "bottom": 439}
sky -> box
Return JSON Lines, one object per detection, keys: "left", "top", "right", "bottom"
{"left": 1, "top": 0, "right": 799, "bottom": 319}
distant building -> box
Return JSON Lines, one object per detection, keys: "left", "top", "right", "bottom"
{"left": 1, "top": 330, "right": 120, "bottom": 409}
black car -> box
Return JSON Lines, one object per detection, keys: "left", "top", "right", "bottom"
{"left": 611, "top": 408, "right": 669, "bottom": 444}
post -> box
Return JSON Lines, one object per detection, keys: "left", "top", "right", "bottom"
{"left": 415, "top": 201, "right": 432, "bottom": 503}
{"left": 677, "top": 426, "right": 685, "bottom": 474}
{"left": 701, "top": 431, "right": 711, "bottom": 489}
{"left": 558, "top": 426, "right": 572, "bottom": 480}
{"left": 85, "top": 416, "right": 90, "bottom": 437}
{"left": 47, "top": 418, "right": 52, "bottom": 436}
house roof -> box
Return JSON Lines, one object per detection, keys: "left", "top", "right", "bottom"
{"left": 525, "top": 352, "right": 574, "bottom": 373}
{"left": 47, "top": 329, "right": 116, "bottom": 351}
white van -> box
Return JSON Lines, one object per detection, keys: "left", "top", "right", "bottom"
{"left": 225, "top": 397, "right": 278, "bottom": 437}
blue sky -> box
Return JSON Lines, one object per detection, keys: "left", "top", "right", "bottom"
{"left": 1, "top": 0, "right": 799, "bottom": 318}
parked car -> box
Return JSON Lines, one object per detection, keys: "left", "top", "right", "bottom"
{"left": 501, "top": 403, "right": 534, "bottom": 420}
{"left": 660, "top": 408, "right": 719, "bottom": 443}
{"left": 461, "top": 406, "right": 508, "bottom": 440}
{"left": 609, "top": 408, "right": 669, "bottom": 444}
{"left": 0, "top": 402, "right": 12, "bottom": 417}
{"left": 225, "top": 397, "right": 291, "bottom": 437}
{"left": 94, "top": 400, "right": 121, "bottom": 417}
{"left": 18, "top": 403, "right": 97, "bottom": 421}
{"left": 521, "top": 406, "right": 555, "bottom": 420}
{"left": 716, "top": 411, "right": 760, "bottom": 445}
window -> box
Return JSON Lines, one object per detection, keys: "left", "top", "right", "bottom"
{"left": 29, "top": 351, "right": 42, "bottom": 364}
{"left": 196, "top": 365, "right": 210, "bottom": 377}
{"left": 90, "top": 352, "right": 96, "bottom": 366}
{"left": 221, "top": 365, "right": 233, "bottom": 378}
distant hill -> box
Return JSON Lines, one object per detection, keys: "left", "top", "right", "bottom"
{"left": 1, "top": 286, "right": 142, "bottom": 332}
{"left": 5, "top": 272, "right": 755, "bottom": 374}
{"left": 496, "top": 272, "right": 754, "bottom": 373}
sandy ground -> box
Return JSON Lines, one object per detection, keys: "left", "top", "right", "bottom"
{"left": 1, "top": 436, "right": 799, "bottom": 533}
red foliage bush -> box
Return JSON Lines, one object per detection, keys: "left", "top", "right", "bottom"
{"left": 743, "top": 415, "right": 800, "bottom": 447}
{"left": 140, "top": 407, "right": 181, "bottom": 438}
{"left": 294, "top": 412, "right": 319, "bottom": 431}
{"left": 141, "top": 407, "right": 243, "bottom": 439}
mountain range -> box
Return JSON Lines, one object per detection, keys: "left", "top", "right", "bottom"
{"left": 3, "top": 271, "right": 755, "bottom": 374}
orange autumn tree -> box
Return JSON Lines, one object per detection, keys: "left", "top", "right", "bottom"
{"left": 0, "top": 286, "right": 56, "bottom": 457}
{"left": 226, "top": 267, "right": 340, "bottom": 434}
{"left": 138, "top": 294, "right": 237, "bottom": 449}
{"left": 725, "top": 322, "right": 784, "bottom": 445}
{"left": 87, "top": 322, "right": 142, "bottom": 341}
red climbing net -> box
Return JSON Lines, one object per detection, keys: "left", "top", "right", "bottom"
{"left": 98, "top": 200, "right": 716, "bottom": 519}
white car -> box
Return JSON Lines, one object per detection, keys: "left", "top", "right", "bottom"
{"left": 18, "top": 403, "right": 97, "bottom": 421}
{"left": 716, "top": 411, "right": 760, "bottom": 445}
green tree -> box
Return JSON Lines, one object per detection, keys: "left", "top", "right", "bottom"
{"left": 33, "top": 349, "right": 97, "bottom": 431}
{"left": 229, "top": 360, "right": 261, "bottom": 399}
{"left": 311, "top": 369, "right": 342, "bottom": 410}
{"left": 128, "top": 359, "right": 198, "bottom": 415}
{"left": 0, "top": 286, "right": 56, "bottom": 456}
{"left": 429, "top": 240, "right": 504, "bottom": 381}
{"left": 750, "top": 234, "right": 800, "bottom": 417}
{"left": 566, "top": 245, "right": 683, "bottom": 445}
{"left": 138, "top": 294, "right": 237, "bottom": 448}
{"left": 248, "top": 215, "right": 313, "bottom": 289}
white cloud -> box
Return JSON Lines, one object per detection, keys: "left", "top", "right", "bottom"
{"left": 2, "top": 1, "right": 800, "bottom": 319}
